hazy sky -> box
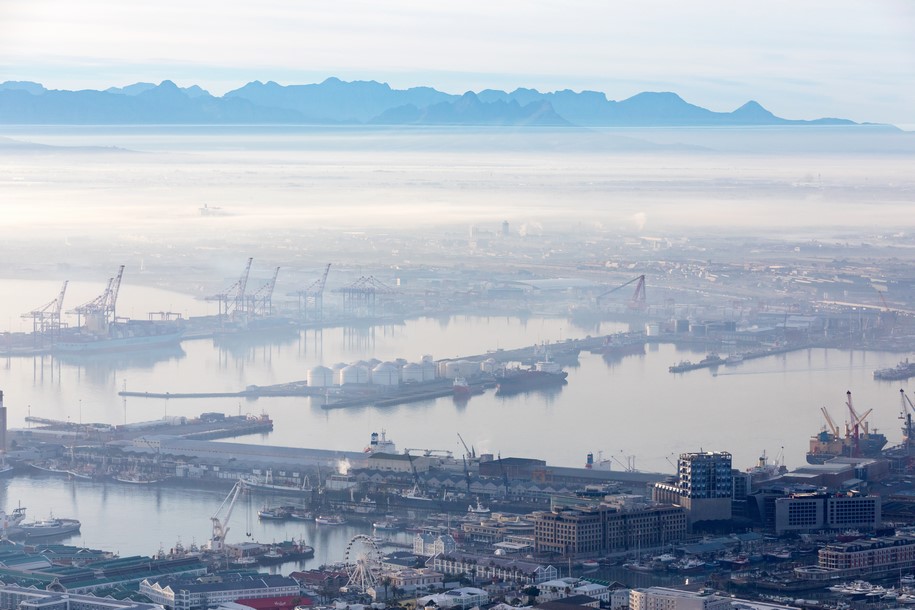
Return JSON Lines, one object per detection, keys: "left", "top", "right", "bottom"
{"left": 1, "top": 0, "right": 913, "bottom": 125}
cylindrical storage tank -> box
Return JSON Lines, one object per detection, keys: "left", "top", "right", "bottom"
{"left": 442, "top": 361, "right": 462, "bottom": 379}
{"left": 366, "top": 358, "right": 382, "bottom": 368}
{"left": 480, "top": 358, "right": 498, "bottom": 374}
{"left": 402, "top": 363, "right": 424, "bottom": 383}
{"left": 422, "top": 360, "right": 437, "bottom": 381}
{"left": 340, "top": 364, "right": 370, "bottom": 385}
{"left": 422, "top": 354, "right": 434, "bottom": 363}
{"left": 371, "top": 362, "right": 399, "bottom": 386}
{"left": 332, "top": 362, "right": 348, "bottom": 385}
{"left": 457, "top": 360, "right": 478, "bottom": 377}
{"left": 308, "top": 365, "right": 334, "bottom": 387}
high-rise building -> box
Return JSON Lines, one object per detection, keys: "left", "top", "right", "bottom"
{"left": 653, "top": 452, "right": 733, "bottom": 528}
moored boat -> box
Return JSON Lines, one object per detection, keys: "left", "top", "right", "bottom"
{"left": 315, "top": 515, "right": 345, "bottom": 525}
{"left": 11, "top": 517, "right": 81, "bottom": 539}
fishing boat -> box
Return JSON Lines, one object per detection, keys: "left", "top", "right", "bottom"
{"left": 11, "top": 517, "right": 81, "bottom": 539}
{"left": 315, "top": 515, "right": 346, "bottom": 525}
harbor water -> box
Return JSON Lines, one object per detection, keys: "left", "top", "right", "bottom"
{"left": 0, "top": 278, "right": 912, "bottom": 562}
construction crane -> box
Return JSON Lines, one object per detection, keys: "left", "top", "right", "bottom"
{"left": 297, "top": 263, "right": 331, "bottom": 322}
{"left": 207, "top": 479, "right": 246, "bottom": 552}
{"left": 457, "top": 433, "right": 476, "bottom": 459}
{"left": 596, "top": 274, "right": 647, "bottom": 310}
{"left": 206, "top": 258, "right": 253, "bottom": 321}
{"left": 68, "top": 266, "right": 125, "bottom": 331}
{"left": 21, "top": 281, "right": 68, "bottom": 336}
{"left": 248, "top": 266, "right": 280, "bottom": 317}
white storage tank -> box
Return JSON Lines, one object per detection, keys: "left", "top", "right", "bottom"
{"left": 480, "top": 358, "right": 498, "bottom": 374}
{"left": 307, "top": 365, "right": 334, "bottom": 387}
{"left": 457, "top": 360, "right": 478, "bottom": 377}
{"left": 422, "top": 359, "right": 437, "bottom": 381}
{"left": 371, "top": 362, "right": 399, "bottom": 386}
{"left": 402, "top": 363, "right": 424, "bottom": 383}
{"left": 340, "top": 364, "right": 370, "bottom": 385}
{"left": 332, "top": 362, "right": 348, "bottom": 385}
{"left": 442, "top": 361, "right": 462, "bottom": 379}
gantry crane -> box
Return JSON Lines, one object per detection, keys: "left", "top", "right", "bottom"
{"left": 297, "top": 263, "right": 331, "bottom": 322}
{"left": 207, "top": 479, "right": 246, "bottom": 552}
{"left": 248, "top": 266, "right": 280, "bottom": 317}
{"left": 21, "top": 281, "right": 68, "bottom": 338}
{"left": 596, "top": 274, "right": 647, "bottom": 310}
{"left": 68, "top": 266, "right": 125, "bottom": 331}
{"left": 206, "top": 258, "right": 254, "bottom": 321}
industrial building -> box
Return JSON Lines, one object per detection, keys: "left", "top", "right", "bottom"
{"left": 0, "top": 585, "right": 163, "bottom": 610}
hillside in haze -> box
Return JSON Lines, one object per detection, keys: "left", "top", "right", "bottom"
{"left": 0, "top": 78, "right": 860, "bottom": 127}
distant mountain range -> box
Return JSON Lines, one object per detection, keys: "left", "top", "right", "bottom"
{"left": 0, "top": 78, "right": 858, "bottom": 127}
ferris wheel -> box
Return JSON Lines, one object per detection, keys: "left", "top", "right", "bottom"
{"left": 344, "top": 534, "right": 382, "bottom": 593}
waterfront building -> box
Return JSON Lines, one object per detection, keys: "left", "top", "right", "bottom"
{"left": 533, "top": 503, "right": 686, "bottom": 558}
{"left": 461, "top": 514, "right": 535, "bottom": 546}
{"left": 140, "top": 575, "right": 301, "bottom": 610}
{"left": 430, "top": 553, "right": 557, "bottom": 584}
{"left": 0, "top": 585, "right": 163, "bottom": 610}
{"left": 629, "top": 587, "right": 732, "bottom": 610}
{"left": 418, "top": 587, "right": 488, "bottom": 610}
{"left": 773, "top": 492, "right": 880, "bottom": 534}
{"left": 535, "top": 593, "right": 601, "bottom": 609}
{"left": 795, "top": 535, "right": 915, "bottom": 580}
{"left": 413, "top": 532, "right": 456, "bottom": 557}
{"left": 383, "top": 567, "right": 443, "bottom": 594}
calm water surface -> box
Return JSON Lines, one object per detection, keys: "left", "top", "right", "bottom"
{"left": 0, "top": 278, "right": 912, "bottom": 563}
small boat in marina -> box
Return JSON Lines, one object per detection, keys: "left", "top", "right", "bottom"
{"left": 315, "top": 515, "right": 345, "bottom": 525}
{"left": 257, "top": 505, "right": 292, "bottom": 520}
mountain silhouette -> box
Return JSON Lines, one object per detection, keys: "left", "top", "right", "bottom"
{"left": 0, "top": 78, "right": 859, "bottom": 127}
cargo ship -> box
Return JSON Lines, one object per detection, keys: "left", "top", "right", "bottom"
{"left": 496, "top": 360, "right": 568, "bottom": 395}
{"left": 807, "top": 391, "right": 887, "bottom": 464}
{"left": 874, "top": 359, "right": 915, "bottom": 381}
{"left": 55, "top": 321, "right": 182, "bottom": 355}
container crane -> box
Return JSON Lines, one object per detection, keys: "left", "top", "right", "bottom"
{"left": 297, "top": 263, "right": 331, "bottom": 322}
{"left": 22, "top": 281, "right": 68, "bottom": 336}
{"left": 206, "top": 258, "right": 253, "bottom": 320}
{"left": 68, "top": 266, "right": 124, "bottom": 331}
{"left": 207, "top": 479, "right": 246, "bottom": 552}
{"left": 249, "top": 266, "right": 280, "bottom": 317}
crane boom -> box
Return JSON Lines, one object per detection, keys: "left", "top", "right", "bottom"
{"left": 208, "top": 479, "right": 246, "bottom": 552}
{"left": 457, "top": 433, "right": 475, "bottom": 459}
{"left": 820, "top": 406, "right": 840, "bottom": 438}
{"left": 596, "top": 274, "right": 646, "bottom": 309}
